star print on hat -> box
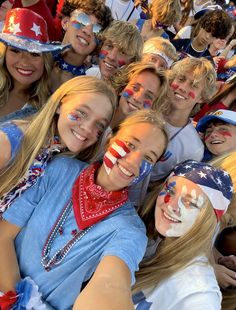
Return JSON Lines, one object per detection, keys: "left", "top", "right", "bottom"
{"left": 172, "top": 160, "right": 233, "bottom": 221}
{"left": 0, "top": 8, "right": 70, "bottom": 53}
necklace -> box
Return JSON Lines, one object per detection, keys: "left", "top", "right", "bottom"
{"left": 111, "top": 0, "right": 133, "bottom": 21}
{"left": 54, "top": 54, "right": 86, "bottom": 76}
{"left": 41, "top": 200, "right": 93, "bottom": 271}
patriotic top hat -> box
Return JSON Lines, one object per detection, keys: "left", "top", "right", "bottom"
{"left": 0, "top": 8, "right": 70, "bottom": 53}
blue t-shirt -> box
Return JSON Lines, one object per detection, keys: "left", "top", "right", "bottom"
{"left": 3, "top": 156, "right": 147, "bottom": 310}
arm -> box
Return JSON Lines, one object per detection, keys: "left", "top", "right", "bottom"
{"left": 73, "top": 256, "right": 134, "bottom": 310}
{"left": 0, "top": 220, "right": 21, "bottom": 292}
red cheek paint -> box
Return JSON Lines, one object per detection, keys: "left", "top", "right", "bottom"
{"left": 170, "top": 83, "right": 179, "bottom": 90}
{"left": 164, "top": 193, "right": 171, "bottom": 203}
{"left": 143, "top": 100, "right": 152, "bottom": 109}
{"left": 188, "top": 91, "right": 195, "bottom": 99}
{"left": 204, "top": 133, "right": 211, "bottom": 141}
{"left": 122, "top": 88, "right": 133, "bottom": 98}
{"left": 118, "top": 59, "right": 126, "bottom": 67}
{"left": 68, "top": 112, "right": 81, "bottom": 122}
{"left": 221, "top": 131, "right": 232, "bottom": 137}
{"left": 99, "top": 50, "right": 108, "bottom": 59}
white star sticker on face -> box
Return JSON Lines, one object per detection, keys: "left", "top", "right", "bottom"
{"left": 8, "top": 22, "right": 21, "bottom": 34}
{"left": 198, "top": 171, "right": 207, "bottom": 179}
{"left": 31, "top": 23, "right": 42, "bottom": 37}
{"left": 230, "top": 186, "right": 234, "bottom": 192}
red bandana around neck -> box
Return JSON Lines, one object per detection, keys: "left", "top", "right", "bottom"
{"left": 72, "top": 163, "right": 128, "bottom": 230}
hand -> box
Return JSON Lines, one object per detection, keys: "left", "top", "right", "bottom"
{"left": 218, "top": 256, "right": 236, "bottom": 271}
{"left": 214, "top": 264, "right": 236, "bottom": 289}
{"left": 228, "top": 39, "right": 236, "bottom": 49}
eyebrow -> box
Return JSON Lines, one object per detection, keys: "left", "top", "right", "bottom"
{"left": 130, "top": 136, "right": 159, "bottom": 158}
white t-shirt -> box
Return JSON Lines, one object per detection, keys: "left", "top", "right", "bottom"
{"left": 176, "top": 25, "right": 192, "bottom": 39}
{"left": 86, "top": 66, "right": 102, "bottom": 79}
{"left": 105, "top": 0, "right": 140, "bottom": 21}
{"left": 134, "top": 256, "right": 222, "bottom": 310}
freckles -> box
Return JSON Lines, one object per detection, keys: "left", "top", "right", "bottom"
{"left": 170, "top": 83, "right": 179, "bottom": 90}
{"left": 143, "top": 100, "right": 152, "bottom": 109}
{"left": 118, "top": 59, "right": 126, "bottom": 67}
{"left": 68, "top": 113, "right": 80, "bottom": 122}
{"left": 99, "top": 50, "right": 108, "bottom": 59}
{"left": 121, "top": 88, "right": 133, "bottom": 99}
{"left": 188, "top": 91, "right": 195, "bottom": 99}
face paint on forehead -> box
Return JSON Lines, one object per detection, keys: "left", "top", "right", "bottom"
{"left": 143, "top": 100, "right": 152, "bottom": 109}
{"left": 103, "top": 139, "right": 130, "bottom": 175}
{"left": 121, "top": 88, "right": 133, "bottom": 99}
{"left": 131, "top": 160, "right": 153, "bottom": 185}
{"left": 99, "top": 50, "right": 108, "bottom": 59}
{"left": 68, "top": 112, "right": 81, "bottom": 122}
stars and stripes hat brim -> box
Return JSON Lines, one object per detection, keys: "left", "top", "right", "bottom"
{"left": 0, "top": 8, "right": 70, "bottom": 53}
{"left": 172, "top": 160, "right": 233, "bottom": 221}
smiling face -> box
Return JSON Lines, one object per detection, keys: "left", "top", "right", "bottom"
{"left": 62, "top": 10, "right": 101, "bottom": 56}
{"left": 155, "top": 176, "right": 207, "bottom": 237}
{"left": 100, "top": 122, "right": 166, "bottom": 191}
{"left": 168, "top": 70, "right": 204, "bottom": 112}
{"left": 204, "top": 121, "right": 236, "bottom": 156}
{"left": 57, "top": 92, "right": 113, "bottom": 153}
{"left": 119, "top": 70, "right": 161, "bottom": 115}
{"left": 5, "top": 47, "right": 44, "bottom": 87}
{"left": 196, "top": 28, "right": 216, "bottom": 48}
{"left": 99, "top": 40, "right": 132, "bottom": 79}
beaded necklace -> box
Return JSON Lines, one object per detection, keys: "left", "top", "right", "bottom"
{"left": 41, "top": 200, "right": 93, "bottom": 271}
{"left": 54, "top": 53, "right": 86, "bottom": 76}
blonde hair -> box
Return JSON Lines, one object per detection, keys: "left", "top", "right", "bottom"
{"left": 111, "top": 62, "right": 168, "bottom": 113}
{"left": 143, "top": 37, "right": 179, "bottom": 62}
{"left": 211, "top": 152, "right": 236, "bottom": 227}
{"left": 0, "top": 43, "right": 53, "bottom": 109}
{"left": 133, "top": 189, "right": 216, "bottom": 292}
{"left": 151, "top": 0, "right": 182, "bottom": 27}
{"left": 100, "top": 20, "right": 143, "bottom": 62}
{"left": 0, "top": 76, "right": 117, "bottom": 197}
{"left": 168, "top": 57, "right": 217, "bottom": 101}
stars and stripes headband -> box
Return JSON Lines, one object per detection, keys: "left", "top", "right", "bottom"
{"left": 172, "top": 160, "right": 233, "bottom": 221}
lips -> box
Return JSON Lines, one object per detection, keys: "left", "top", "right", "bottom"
{"left": 117, "top": 162, "right": 134, "bottom": 178}
{"left": 163, "top": 210, "right": 180, "bottom": 223}
{"left": 174, "top": 92, "right": 187, "bottom": 100}
{"left": 127, "top": 100, "right": 139, "bottom": 111}
{"left": 16, "top": 68, "right": 34, "bottom": 76}
{"left": 77, "top": 35, "right": 89, "bottom": 46}
{"left": 72, "top": 129, "right": 87, "bottom": 142}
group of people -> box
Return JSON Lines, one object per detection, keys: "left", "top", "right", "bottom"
{"left": 0, "top": 0, "right": 235, "bottom": 309}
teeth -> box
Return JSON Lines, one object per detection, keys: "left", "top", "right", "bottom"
{"left": 128, "top": 102, "right": 139, "bottom": 110}
{"left": 211, "top": 140, "right": 223, "bottom": 144}
{"left": 17, "top": 68, "right": 33, "bottom": 75}
{"left": 78, "top": 37, "right": 88, "bottom": 46}
{"left": 104, "top": 62, "right": 116, "bottom": 69}
{"left": 163, "top": 211, "right": 180, "bottom": 223}
{"left": 72, "top": 130, "right": 86, "bottom": 141}
{"left": 118, "top": 163, "right": 133, "bottom": 177}
{"left": 175, "top": 93, "right": 186, "bottom": 100}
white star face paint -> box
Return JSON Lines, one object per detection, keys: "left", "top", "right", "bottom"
{"left": 155, "top": 176, "right": 207, "bottom": 238}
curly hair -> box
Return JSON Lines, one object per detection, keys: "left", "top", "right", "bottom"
{"left": 199, "top": 9, "right": 233, "bottom": 40}
{"left": 60, "top": 0, "right": 113, "bottom": 30}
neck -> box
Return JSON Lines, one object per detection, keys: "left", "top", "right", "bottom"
{"left": 165, "top": 108, "right": 190, "bottom": 127}
{"left": 110, "top": 107, "right": 126, "bottom": 129}
{"left": 61, "top": 49, "right": 87, "bottom": 67}
{"left": 96, "top": 165, "right": 120, "bottom": 192}
{"left": 192, "top": 37, "right": 207, "bottom": 52}
{"left": 209, "top": 45, "right": 218, "bottom": 56}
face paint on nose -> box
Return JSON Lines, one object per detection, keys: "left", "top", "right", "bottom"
{"left": 170, "top": 83, "right": 179, "bottom": 90}
{"left": 188, "top": 91, "right": 195, "bottom": 99}
{"left": 131, "top": 160, "right": 153, "bottom": 185}
{"left": 143, "top": 100, "right": 152, "bottom": 109}
{"left": 121, "top": 88, "right": 133, "bottom": 99}
{"left": 103, "top": 139, "right": 130, "bottom": 175}
{"left": 99, "top": 50, "right": 108, "bottom": 59}
{"left": 118, "top": 59, "right": 126, "bottom": 67}
{"left": 68, "top": 112, "right": 81, "bottom": 122}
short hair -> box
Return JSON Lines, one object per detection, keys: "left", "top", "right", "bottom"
{"left": 199, "top": 9, "right": 232, "bottom": 39}
{"left": 61, "top": 0, "right": 113, "bottom": 30}
{"left": 143, "top": 37, "right": 178, "bottom": 62}
{"left": 100, "top": 20, "right": 143, "bottom": 62}
{"left": 168, "top": 57, "right": 217, "bottom": 101}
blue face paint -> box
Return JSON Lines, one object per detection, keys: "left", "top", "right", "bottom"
{"left": 72, "top": 21, "right": 82, "bottom": 30}
{"left": 131, "top": 160, "right": 153, "bottom": 185}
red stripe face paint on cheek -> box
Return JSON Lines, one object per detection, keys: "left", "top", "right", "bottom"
{"left": 221, "top": 131, "right": 232, "bottom": 137}
{"left": 164, "top": 193, "right": 171, "bottom": 203}
{"left": 170, "top": 83, "right": 179, "bottom": 90}
{"left": 188, "top": 91, "right": 195, "bottom": 99}
{"left": 118, "top": 59, "right": 126, "bottom": 67}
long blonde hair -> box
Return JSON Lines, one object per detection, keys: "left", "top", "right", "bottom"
{"left": 0, "top": 43, "right": 53, "bottom": 109}
{"left": 0, "top": 76, "right": 117, "bottom": 197}
{"left": 133, "top": 189, "right": 216, "bottom": 292}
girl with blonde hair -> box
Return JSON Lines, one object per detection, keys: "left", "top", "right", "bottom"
{"left": 0, "top": 109, "right": 167, "bottom": 310}
{"left": 0, "top": 75, "right": 117, "bottom": 216}
{"left": 132, "top": 0, "right": 182, "bottom": 41}
{"left": 133, "top": 160, "right": 233, "bottom": 309}
{"left": 0, "top": 8, "right": 68, "bottom": 122}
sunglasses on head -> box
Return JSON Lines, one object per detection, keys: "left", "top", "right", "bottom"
{"left": 72, "top": 11, "right": 102, "bottom": 34}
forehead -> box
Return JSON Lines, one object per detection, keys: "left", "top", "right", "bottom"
{"left": 167, "top": 176, "right": 204, "bottom": 195}
{"left": 128, "top": 70, "right": 160, "bottom": 93}
{"left": 207, "top": 120, "right": 236, "bottom": 129}
{"left": 71, "top": 10, "right": 100, "bottom": 24}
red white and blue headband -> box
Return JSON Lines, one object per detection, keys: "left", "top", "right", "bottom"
{"left": 172, "top": 160, "right": 233, "bottom": 221}
{"left": 143, "top": 43, "right": 174, "bottom": 68}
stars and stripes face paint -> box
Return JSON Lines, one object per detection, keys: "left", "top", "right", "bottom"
{"left": 122, "top": 88, "right": 133, "bottom": 99}
{"left": 103, "top": 139, "right": 130, "bottom": 175}
{"left": 68, "top": 112, "right": 81, "bottom": 122}
{"left": 99, "top": 50, "right": 108, "bottom": 59}
{"left": 131, "top": 160, "right": 153, "bottom": 185}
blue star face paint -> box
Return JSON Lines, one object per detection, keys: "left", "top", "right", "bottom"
{"left": 131, "top": 160, "right": 153, "bottom": 185}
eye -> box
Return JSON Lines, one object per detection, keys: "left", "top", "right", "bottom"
{"left": 144, "top": 155, "right": 154, "bottom": 164}
{"left": 78, "top": 110, "right": 87, "bottom": 118}
{"left": 105, "top": 43, "right": 113, "bottom": 50}
{"left": 132, "top": 85, "right": 139, "bottom": 92}
{"left": 145, "top": 94, "right": 154, "bottom": 101}
{"left": 30, "top": 52, "right": 41, "bottom": 57}
{"left": 96, "top": 122, "right": 105, "bottom": 132}
{"left": 9, "top": 48, "right": 19, "bottom": 54}
{"left": 177, "top": 76, "right": 185, "bottom": 82}
{"left": 126, "top": 141, "right": 135, "bottom": 150}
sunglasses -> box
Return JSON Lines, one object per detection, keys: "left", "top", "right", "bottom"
{"left": 72, "top": 12, "right": 102, "bottom": 34}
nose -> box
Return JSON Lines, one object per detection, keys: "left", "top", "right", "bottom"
{"left": 167, "top": 202, "right": 180, "bottom": 215}
{"left": 82, "top": 24, "right": 93, "bottom": 37}
{"left": 126, "top": 150, "right": 143, "bottom": 173}
{"left": 107, "top": 47, "right": 119, "bottom": 61}
{"left": 79, "top": 119, "right": 93, "bottom": 135}
{"left": 132, "top": 89, "right": 145, "bottom": 107}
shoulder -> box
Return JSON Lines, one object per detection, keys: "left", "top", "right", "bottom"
{"left": 46, "top": 156, "right": 88, "bottom": 176}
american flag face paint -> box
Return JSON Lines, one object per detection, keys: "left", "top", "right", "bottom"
{"left": 122, "top": 88, "right": 133, "bottom": 99}
{"left": 68, "top": 112, "right": 81, "bottom": 122}
{"left": 143, "top": 100, "right": 152, "bottom": 109}
{"left": 103, "top": 139, "right": 130, "bottom": 175}
{"left": 159, "top": 181, "right": 176, "bottom": 203}
{"left": 99, "top": 50, "right": 108, "bottom": 59}
{"left": 131, "top": 160, "right": 153, "bottom": 185}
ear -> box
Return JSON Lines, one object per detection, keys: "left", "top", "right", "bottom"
{"left": 61, "top": 16, "right": 70, "bottom": 31}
